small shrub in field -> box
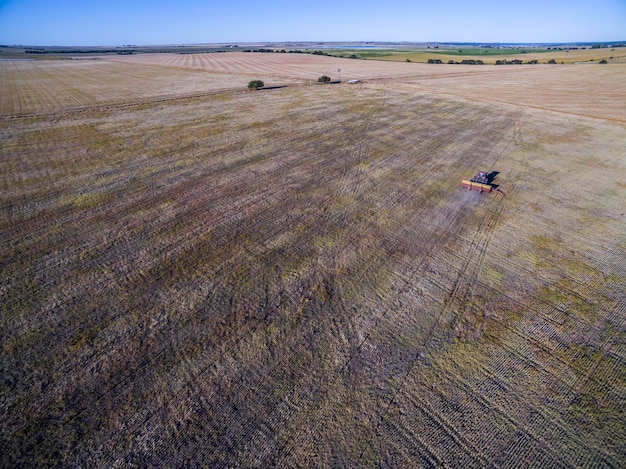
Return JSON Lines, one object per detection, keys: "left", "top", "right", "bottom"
{"left": 317, "top": 75, "right": 331, "bottom": 83}
{"left": 248, "top": 80, "right": 264, "bottom": 90}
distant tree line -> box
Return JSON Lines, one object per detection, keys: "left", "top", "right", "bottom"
{"left": 25, "top": 48, "right": 133, "bottom": 54}
{"left": 240, "top": 49, "right": 364, "bottom": 59}
{"left": 179, "top": 51, "right": 230, "bottom": 55}
{"left": 243, "top": 48, "right": 287, "bottom": 53}
{"left": 426, "top": 58, "right": 583, "bottom": 65}
{"left": 546, "top": 44, "right": 625, "bottom": 50}
{"left": 590, "top": 44, "right": 626, "bottom": 49}
{"left": 242, "top": 49, "right": 338, "bottom": 56}
{"left": 495, "top": 59, "right": 542, "bottom": 65}
{"left": 428, "top": 59, "right": 484, "bottom": 65}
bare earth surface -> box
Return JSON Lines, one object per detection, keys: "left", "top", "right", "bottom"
{"left": 1, "top": 53, "right": 625, "bottom": 467}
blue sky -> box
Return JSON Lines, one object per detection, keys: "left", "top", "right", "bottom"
{"left": 0, "top": 0, "right": 624, "bottom": 46}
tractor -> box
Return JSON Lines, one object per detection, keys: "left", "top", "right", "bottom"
{"left": 461, "top": 171, "right": 493, "bottom": 192}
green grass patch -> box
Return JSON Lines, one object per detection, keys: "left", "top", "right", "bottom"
{"left": 429, "top": 48, "right": 551, "bottom": 57}
{"left": 69, "top": 191, "right": 111, "bottom": 209}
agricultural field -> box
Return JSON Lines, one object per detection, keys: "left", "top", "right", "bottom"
{"left": 369, "top": 45, "right": 626, "bottom": 65}
{"left": 1, "top": 53, "right": 625, "bottom": 467}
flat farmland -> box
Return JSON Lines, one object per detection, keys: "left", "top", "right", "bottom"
{"left": 114, "top": 52, "right": 626, "bottom": 121}
{"left": 0, "top": 57, "right": 299, "bottom": 116}
{"left": 373, "top": 45, "right": 626, "bottom": 66}
{"left": 1, "top": 55, "right": 625, "bottom": 467}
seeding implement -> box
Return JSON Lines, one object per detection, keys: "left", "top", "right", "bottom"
{"left": 462, "top": 171, "right": 493, "bottom": 193}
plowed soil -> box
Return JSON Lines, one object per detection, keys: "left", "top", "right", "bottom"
{"left": 1, "top": 53, "right": 625, "bottom": 467}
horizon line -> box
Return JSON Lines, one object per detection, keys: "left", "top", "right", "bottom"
{"left": 3, "top": 40, "right": 626, "bottom": 49}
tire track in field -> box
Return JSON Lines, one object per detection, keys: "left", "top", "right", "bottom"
{"left": 3, "top": 93, "right": 394, "bottom": 458}
{"left": 271, "top": 201, "right": 469, "bottom": 466}
{"left": 280, "top": 108, "right": 620, "bottom": 464}
{"left": 264, "top": 107, "right": 525, "bottom": 466}
{"left": 105, "top": 178, "right": 390, "bottom": 466}
{"left": 464, "top": 323, "right": 624, "bottom": 468}
{"left": 7, "top": 186, "right": 322, "bottom": 464}
{"left": 429, "top": 242, "right": 624, "bottom": 380}
{"left": 428, "top": 339, "right": 597, "bottom": 468}
{"left": 3, "top": 97, "right": 321, "bottom": 339}
{"left": 176, "top": 96, "right": 467, "bottom": 466}
{"left": 426, "top": 117, "right": 527, "bottom": 316}
{"left": 268, "top": 195, "right": 477, "bottom": 465}
{"left": 59, "top": 96, "right": 400, "bottom": 464}
{"left": 441, "top": 208, "right": 624, "bottom": 462}
{"left": 436, "top": 117, "right": 528, "bottom": 326}
{"left": 264, "top": 105, "right": 480, "bottom": 463}
{"left": 116, "top": 109, "right": 532, "bottom": 464}
{"left": 6, "top": 90, "right": 316, "bottom": 340}
{"left": 133, "top": 93, "right": 404, "bottom": 466}
{"left": 2, "top": 118, "right": 347, "bottom": 452}
{"left": 2, "top": 140, "right": 283, "bottom": 337}
{"left": 0, "top": 86, "right": 251, "bottom": 121}
{"left": 380, "top": 205, "right": 501, "bottom": 464}
{"left": 346, "top": 119, "right": 528, "bottom": 466}
{"left": 0, "top": 91, "right": 532, "bottom": 464}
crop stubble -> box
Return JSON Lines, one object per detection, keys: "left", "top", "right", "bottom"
{"left": 1, "top": 56, "right": 625, "bottom": 467}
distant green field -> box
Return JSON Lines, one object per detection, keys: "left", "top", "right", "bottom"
{"left": 306, "top": 49, "right": 410, "bottom": 59}
{"left": 429, "top": 48, "right": 551, "bottom": 56}
{"left": 305, "top": 47, "right": 552, "bottom": 60}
